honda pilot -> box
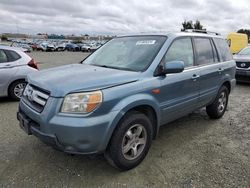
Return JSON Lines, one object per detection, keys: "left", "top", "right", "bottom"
{"left": 17, "top": 31, "right": 236, "bottom": 170}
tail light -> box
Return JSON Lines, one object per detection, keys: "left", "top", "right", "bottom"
{"left": 28, "top": 59, "right": 38, "bottom": 70}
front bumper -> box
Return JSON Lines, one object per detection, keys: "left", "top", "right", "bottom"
{"left": 17, "top": 97, "right": 120, "bottom": 155}
{"left": 236, "top": 69, "right": 250, "bottom": 83}
{"left": 17, "top": 111, "right": 64, "bottom": 151}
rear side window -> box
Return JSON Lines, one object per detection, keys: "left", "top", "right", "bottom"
{"left": 163, "top": 37, "right": 194, "bottom": 67}
{"left": 213, "top": 38, "right": 232, "bottom": 61}
{"left": 0, "top": 50, "right": 8, "bottom": 63}
{"left": 4, "top": 50, "right": 21, "bottom": 62}
{"left": 194, "top": 38, "right": 215, "bottom": 65}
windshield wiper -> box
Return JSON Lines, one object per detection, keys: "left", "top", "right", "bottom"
{"left": 92, "top": 64, "right": 136, "bottom": 72}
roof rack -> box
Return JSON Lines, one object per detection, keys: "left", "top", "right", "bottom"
{"left": 182, "top": 29, "right": 221, "bottom": 36}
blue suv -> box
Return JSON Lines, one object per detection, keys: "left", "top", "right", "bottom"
{"left": 17, "top": 31, "right": 236, "bottom": 170}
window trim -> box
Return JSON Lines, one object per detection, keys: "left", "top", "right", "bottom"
{"left": 210, "top": 39, "right": 220, "bottom": 63}
{"left": 211, "top": 38, "right": 221, "bottom": 62}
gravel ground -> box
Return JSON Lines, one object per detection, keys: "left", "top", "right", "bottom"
{"left": 0, "top": 52, "right": 249, "bottom": 188}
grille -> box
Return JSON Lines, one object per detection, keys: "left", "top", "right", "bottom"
{"left": 22, "top": 84, "right": 50, "bottom": 113}
{"left": 236, "top": 61, "right": 250, "bottom": 69}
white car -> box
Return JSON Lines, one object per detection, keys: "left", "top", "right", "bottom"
{"left": 0, "top": 45, "right": 38, "bottom": 100}
{"left": 11, "top": 42, "right": 32, "bottom": 53}
{"left": 56, "top": 43, "right": 66, "bottom": 51}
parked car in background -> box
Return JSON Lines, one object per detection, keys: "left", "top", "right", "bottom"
{"left": 46, "top": 43, "right": 56, "bottom": 51}
{"left": 0, "top": 45, "right": 38, "bottom": 100}
{"left": 56, "top": 43, "right": 66, "bottom": 51}
{"left": 10, "top": 42, "right": 32, "bottom": 53}
{"left": 17, "top": 31, "right": 236, "bottom": 170}
{"left": 233, "top": 46, "right": 250, "bottom": 83}
{"left": 90, "top": 44, "right": 101, "bottom": 52}
{"left": 227, "top": 32, "right": 248, "bottom": 54}
{"left": 37, "top": 42, "right": 48, "bottom": 51}
{"left": 80, "top": 44, "right": 91, "bottom": 52}
{"left": 30, "top": 43, "right": 39, "bottom": 51}
{"left": 65, "top": 43, "right": 80, "bottom": 51}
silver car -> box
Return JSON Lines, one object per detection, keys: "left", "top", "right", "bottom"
{"left": 0, "top": 45, "right": 38, "bottom": 100}
{"left": 233, "top": 46, "right": 250, "bottom": 83}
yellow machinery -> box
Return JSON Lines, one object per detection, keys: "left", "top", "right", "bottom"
{"left": 227, "top": 32, "right": 248, "bottom": 54}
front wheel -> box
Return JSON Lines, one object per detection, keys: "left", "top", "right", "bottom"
{"left": 9, "top": 80, "right": 27, "bottom": 100}
{"left": 105, "top": 111, "right": 153, "bottom": 171}
{"left": 206, "top": 86, "right": 229, "bottom": 119}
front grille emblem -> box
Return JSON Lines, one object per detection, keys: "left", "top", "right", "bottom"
{"left": 240, "top": 63, "right": 246, "bottom": 68}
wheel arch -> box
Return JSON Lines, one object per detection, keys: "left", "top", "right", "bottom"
{"left": 125, "top": 105, "right": 158, "bottom": 139}
{"left": 222, "top": 80, "right": 231, "bottom": 93}
{"left": 105, "top": 101, "right": 161, "bottom": 152}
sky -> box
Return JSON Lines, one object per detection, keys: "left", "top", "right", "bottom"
{"left": 0, "top": 0, "right": 250, "bottom": 36}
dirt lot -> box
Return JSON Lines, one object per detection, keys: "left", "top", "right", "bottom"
{"left": 0, "top": 52, "right": 249, "bottom": 188}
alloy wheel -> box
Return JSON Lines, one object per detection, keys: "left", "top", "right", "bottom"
{"left": 218, "top": 91, "right": 227, "bottom": 113}
{"left": 14, "top": 83, "right": 26, "bottom": 98}
{"left": 122, "top": 124, "right": 147, "bottom": 160}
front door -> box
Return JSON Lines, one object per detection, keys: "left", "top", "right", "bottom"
{"left": 157, "top": 37, "right": 200, "bottom": 124}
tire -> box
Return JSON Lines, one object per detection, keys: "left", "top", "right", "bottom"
{"left": 9, "top": 80, "right": 27, "bottom": 100}
{"left": 206, "top": 86, "right": 229, "bottom": 119}
{"left": 105, "top": 111, "right": 153, "bottom": 171}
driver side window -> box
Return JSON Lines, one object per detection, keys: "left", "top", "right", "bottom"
{"left": 163, "top": 37, "right": 194, "bottom": 68}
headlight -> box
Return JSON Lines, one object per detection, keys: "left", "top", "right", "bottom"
{"left": 61, "top": 91, "right": 102, "bottom": 114}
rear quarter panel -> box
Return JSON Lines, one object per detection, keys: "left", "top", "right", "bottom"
{"left": 1, "top": 65, "right": 37, "bottom": 96}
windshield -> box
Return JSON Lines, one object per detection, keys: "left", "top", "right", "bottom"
{"left": 84, "top": 36, "right": 167, "bottom": 71}
{"left": 238, "top": 47, "right": 250, "bottom": 55}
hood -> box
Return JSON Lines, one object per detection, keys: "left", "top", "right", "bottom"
{"left": 27, "top": 64, "right": 140, "bottom": 97}
{"left": 233, "top": 54, "right": 250, "bottom": 62}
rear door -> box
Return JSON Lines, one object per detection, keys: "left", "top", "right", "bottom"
{"left": 0, "top": 49, "right": 19, "bottom": 95}
{"left": 158, "top": 37, "right": 200, "bottom": 123}
{"left": 193, "top": 37, "right": 222, "bottom": 108}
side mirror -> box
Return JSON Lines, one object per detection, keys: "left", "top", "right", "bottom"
{"left": 162, "top": 60, "right": 185, "bottom": 74}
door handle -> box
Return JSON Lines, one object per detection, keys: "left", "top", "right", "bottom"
{"left": 192, "top": 74, "right": 200, "bottom": 81}
{"left": 3, "top": 64, "right": 12, "bottom": 68}
{"left": 218, "top": 68, "right": 224, "bottom": 74}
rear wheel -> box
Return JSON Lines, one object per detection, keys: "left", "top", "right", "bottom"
{"left": 206, "top": 86, "right": 229, "bottom": 119}
{"left": 9, "top": 80, "right": 27, "bottom": 100}
{"left": 105, "top": 111, "right": 153, "bottom": 171}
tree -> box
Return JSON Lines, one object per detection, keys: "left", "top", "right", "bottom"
{"left": 181, "top": 20, "right": 206, "bottom": 31}
{"left": 181, "top": 20, "right": 193, "bottom": 31}
{"left": 237, "top": 29, "right": 250, "bottom": 42}
{"left": 194, "top": 20, "right": 203, "bottom": 30}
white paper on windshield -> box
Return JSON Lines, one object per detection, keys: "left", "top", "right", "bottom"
{"left": 136, "top": 40, "right": 156, "bottom": 45}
